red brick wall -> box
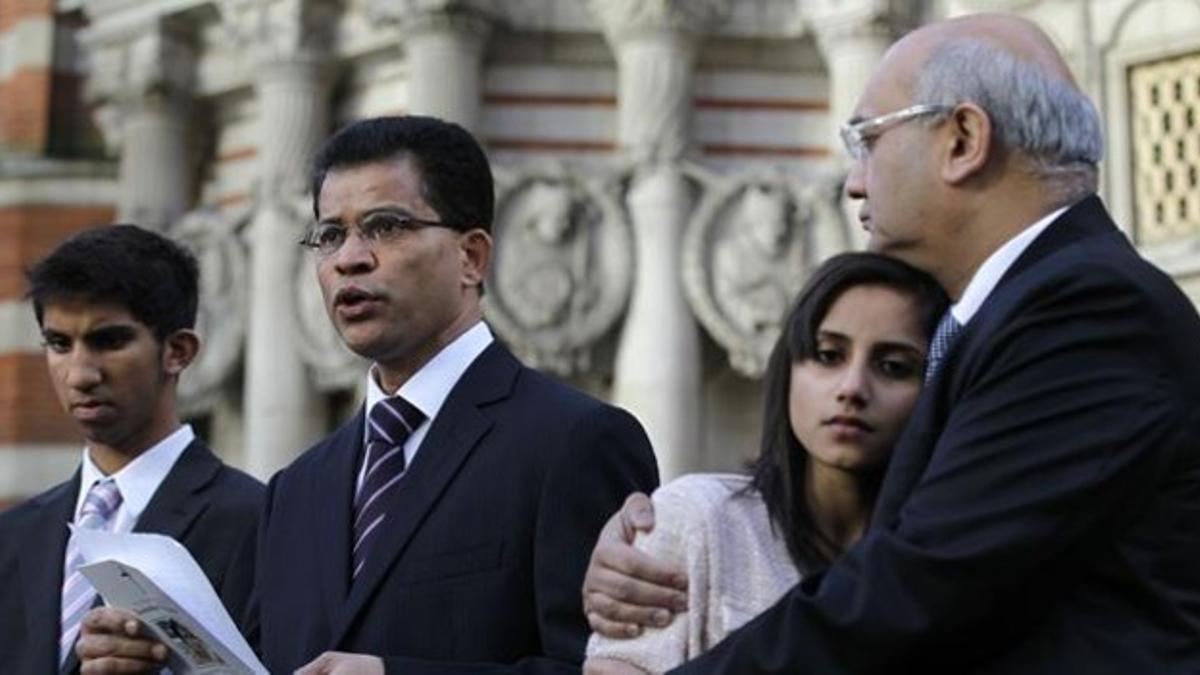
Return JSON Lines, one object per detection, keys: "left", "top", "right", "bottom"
{"left": 0, "top": 205, "right": 115, "bottom": 300}
{"left": 0, "top": 352, "right": 78, "bottom": 444}
{"left": 0, "top": 0, "right": 55, "bottom": 152}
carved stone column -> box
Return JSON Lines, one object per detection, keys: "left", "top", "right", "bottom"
{"left": 806, "top": 1, "right": 919, "bottom": 245}
{"left": 592, "top": 0, "right": 727, "bottom": 479}
{"left": 367, "top": 0, "right": 493, "bottom": 131}
{"left": 222, "top": 0, "right": 338, "bottom": 478}
{"left": 82, "top": 15, "right": 196, "bottom": 231}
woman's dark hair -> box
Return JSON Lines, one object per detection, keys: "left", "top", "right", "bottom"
{"left": 749, "top": 252, "right": 948, "bottom": 573}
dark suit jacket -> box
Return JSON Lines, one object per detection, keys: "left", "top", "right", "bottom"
{"left": 0, "top": 440, "right": 263, "bottom": 675}
{"left": 250, "top": 341, "right": 659, "bottom": 674}
{"left": 673, "top": 196, "right": 1200, "bottom": 674}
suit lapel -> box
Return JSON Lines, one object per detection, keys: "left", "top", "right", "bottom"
{"left": 132, "top": 440, "right": 221, "bottom": 540}
{"left": 18, "top": 474, "right": 78, "bottom": 674}
{"left": 329, "top": 344, "right": 519, "bottom": 647}
{"left": 315, "top": 411, "right": 363, "bottom": 614}
{"left": 875, "top": 197, "right": 1118, "bottom": 528}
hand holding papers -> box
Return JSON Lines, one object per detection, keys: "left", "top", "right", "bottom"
{"left": 72, "top": 526, "right": 267, "bottom": 675}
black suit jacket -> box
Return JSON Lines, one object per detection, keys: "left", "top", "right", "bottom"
{"left": 673, "top": 196, "right": 1200, "bottom": 673}
{"left": 0, "top": 440, "right": 263, "bottom": 675}
{"left": 250, "top": 341, "right": 659, "bottom": 674}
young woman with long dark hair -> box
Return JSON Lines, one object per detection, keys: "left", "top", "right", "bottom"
{"left": 587, "top": 252, "right": 948, "bottom": 674}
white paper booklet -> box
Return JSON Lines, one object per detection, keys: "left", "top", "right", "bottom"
{"left": 73, "top": 526, "right": 267, "bottom": 675}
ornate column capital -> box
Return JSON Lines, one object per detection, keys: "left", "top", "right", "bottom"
{"left": 81, "top": 15, "right": 196, "bottom": 152}
{"left": 802, "top": 0, "right": 921, "bottom": 49}
{"left": 218, "top": 0, "right": 340, "bottom": 66}
{"left": 588, "top": 0, "right": 729, "bottom": 44}
{"left": 364, "top": 0, "right": 494, "bottom": 41}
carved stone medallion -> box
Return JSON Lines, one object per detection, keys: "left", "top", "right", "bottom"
{"left": 172, "top": 206, "right": 251, "bottom": 413}
{"left": 485, "top": 166, "right": 634, "bottom": 376}
{"left": 683, "top": 171, "right": 844, "bottom": 377}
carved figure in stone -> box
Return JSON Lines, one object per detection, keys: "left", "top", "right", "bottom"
{"left": 683, "top": 174, "right": 821, "bottom": 376}
{"left": 171, "top": 207, "right": 251, "bottom": 413}
{"left": 497, "top": 181, "right": 596, "bottom": 330}
{"left": 486, "top": 170, "right": 634, "bottom": 375}
{"left": 713, "top": 184, "right": 799, "bottom": 338}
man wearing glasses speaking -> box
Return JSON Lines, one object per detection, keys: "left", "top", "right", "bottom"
{"left": 81, "top": 116, "right": 659, "bottom": 674}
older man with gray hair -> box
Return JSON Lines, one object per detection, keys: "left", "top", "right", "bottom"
{"left": 582, "top": 13, "right": 1200, "bottom": 674}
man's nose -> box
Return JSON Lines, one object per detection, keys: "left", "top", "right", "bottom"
{"left": 332, "top": 230, "right": 376, "bottom": 273}
{"left": 64, "top": 350, "right": 103, "bottom": 390}
{"left": 844, "top": 160, "right": 867, "bottom": 201}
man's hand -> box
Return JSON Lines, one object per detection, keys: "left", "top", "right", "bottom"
{"left": 77, "top": 607, "right": 168, "bottom": 674}
{"left": 296, "top": 652, "right": 385, "bottom": 675}
{"left": 582, "top": 492, "right": 688, "bottom": 639}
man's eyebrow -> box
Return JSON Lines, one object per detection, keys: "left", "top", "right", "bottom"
{"left": 83, "top": 324, "right": 138, "bottom": 341}
{"left": 361, "top": 206, "right": 417, "bottom": 218}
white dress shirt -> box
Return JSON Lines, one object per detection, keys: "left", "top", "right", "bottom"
{"left": 950, "top": 205, "right": 1069, "bottom": 327}
{"left": 73, "top": 424, "right": 195, "bottom": 533}
{"left": 356, "top": 321, "right": 494, "bottom": 493}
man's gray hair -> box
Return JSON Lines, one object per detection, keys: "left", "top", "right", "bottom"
{"left": 913, "top": 38, "right": 1103, "bottom": 202}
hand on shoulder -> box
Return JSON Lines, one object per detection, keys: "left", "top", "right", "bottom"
{"left": 583, "top": 492, "right": 690, "bottom": 638}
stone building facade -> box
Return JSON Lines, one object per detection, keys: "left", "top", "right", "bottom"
{"left": 2, "top": 0, "right": 1199, "bottom": 505}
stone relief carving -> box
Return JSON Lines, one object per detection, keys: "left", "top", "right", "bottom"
{"left": 363, "top": 0, "right": 495, "bottom": 33}
{"left": 219, "top": 0, "right": 339, "bottom": 62}
{"left": 683, "top": 171, "right": 851, "bottom": 377}
{"left": 588, "top": 0, "right": 730, "bottom": 36}
{"left": 485, "top": 166, "right": 635, "bottom": 376}
{"left": 171, "top": 206, "right": 251, "bottom": 414}
{"left": 82, "top": 20, "right": 196, "bottom": 155}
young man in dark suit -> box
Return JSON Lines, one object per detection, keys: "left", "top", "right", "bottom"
{"left": 582, "top": 14, "right": 1200, "bottom": 674}
{"left": 0, "top": 225, "right": 262, "bottom": 674}
{"left": 83, "top": 116, "right": 659, "bottom": 675}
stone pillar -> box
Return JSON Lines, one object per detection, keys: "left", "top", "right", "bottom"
{"left": 83, "top": 16, "right": 196, "bottom": 231}
{"left": 807, "top": 3, "right": 915, "bottom": 246}
{"left": 367, "top": 0, "right": 493, "bottom": 132}
{"left": 807, "top": 2, "right": 918, "bottom": 138}
{"left": 222, "top": 0, "right": 337, "bottom": 478}
{"left": 592, "top": 0, "right": 727, "bottom": 480}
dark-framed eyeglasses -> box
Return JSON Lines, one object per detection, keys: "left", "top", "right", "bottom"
{"left": 839, "top": 103, "right": 953, "bottom": 161}
{"left": 299, "top": 210, "right": 457, "bottom": 257}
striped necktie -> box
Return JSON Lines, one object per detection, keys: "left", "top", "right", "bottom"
{"left": 60, "top": 478, "right": 123, "bottom": 665}
{"left": 925, "top": 311, "right": 965, "bottom": 384}
{"left": 352, "top": 396, "right": 426, "bottom": 580}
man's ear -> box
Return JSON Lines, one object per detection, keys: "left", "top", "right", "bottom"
{"left": 941, "top": 103, "right": 992, "bottom": 184}
{"left": 161, "top": 329, "right": 201, "bottom": 377}
{"left": 459, "top": 229, "right": 493, "bottom": 289}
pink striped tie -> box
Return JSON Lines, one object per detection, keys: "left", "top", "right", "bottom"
{"left": 59, "top": 478, "right": 122, "bottom": 665}
{"left": 352, "top": 396, "right": 425, "bottom": 581}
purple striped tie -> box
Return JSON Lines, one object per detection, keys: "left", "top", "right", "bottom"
{"left": 352, "top": 396, "right": 425, "bottom": 580}
{"left": 60, "top": 478, "right": 122, "bottom": 665}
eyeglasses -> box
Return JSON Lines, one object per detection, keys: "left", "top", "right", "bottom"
{"left": 299, "top": 210, "right": 457, "bottom": 257}
{"left": 839, "top": 104, "right": 952, "bottom": 160}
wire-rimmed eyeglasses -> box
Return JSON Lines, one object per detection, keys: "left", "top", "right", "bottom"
{"left": 839, "top": 104, "right": 953, "bottom": 161}
{"left": 299, "top": 210, "right": 458, "bottom": 257}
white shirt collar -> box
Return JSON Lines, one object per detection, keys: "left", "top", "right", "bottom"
{"left": 364, "top": 321, "right": 494, "bottom": 437}
{"left": 951, "top": 205, "right": 1069, "bottom": 326}
{"left": 75, "top": 424, "right": 195, "bottom": 529}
